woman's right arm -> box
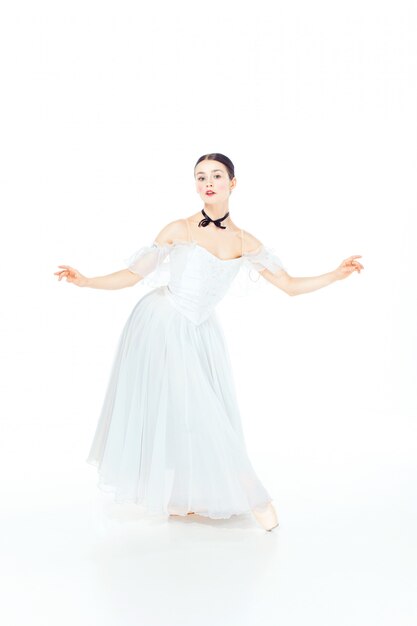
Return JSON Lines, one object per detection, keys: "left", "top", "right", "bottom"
{"left": 54, "top": 265, "right": 143, "bottom": 289}
{"left": 55, "top": 219, "right": 184, "bottom": 289}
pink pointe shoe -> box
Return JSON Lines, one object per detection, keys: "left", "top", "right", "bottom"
{"left": 251, "top": 502, "right": 279, "bottom": 531}
{"left": 169, "top": 510, "right": 196, "bottom": 516}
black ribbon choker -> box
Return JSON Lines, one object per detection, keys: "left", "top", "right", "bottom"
{"left": 198, "top": 209, "right": 229, "bottom": 229}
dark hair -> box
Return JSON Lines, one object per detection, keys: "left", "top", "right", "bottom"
{"left": 194, "top": 153, "right": 235, "bottom": 180}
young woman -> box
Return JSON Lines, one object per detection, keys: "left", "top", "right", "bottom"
{"left": 54, "top": 152, "right": 363, "bottom": 532}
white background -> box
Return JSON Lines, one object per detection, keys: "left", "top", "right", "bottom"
{"left": 1, "top": 1, "right": 416, "bottom": 624}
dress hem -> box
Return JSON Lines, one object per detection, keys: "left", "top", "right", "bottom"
{"left": 86, "top": 458, "right": 273, "bottom": 521}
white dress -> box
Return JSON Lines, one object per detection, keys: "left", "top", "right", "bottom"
{"left": 86, "top": 232, "right": 286, "bottom": 520}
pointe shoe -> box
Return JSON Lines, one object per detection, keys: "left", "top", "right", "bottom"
{"left": 251, "top": 502, "right": 279, "bottom": 531}
{"left": 169, "top": 511, "right": 196, "bottom": 516}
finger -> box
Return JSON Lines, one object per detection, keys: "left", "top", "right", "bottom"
{"left": 58, "top": 265, "right": 76, "bottom": 272}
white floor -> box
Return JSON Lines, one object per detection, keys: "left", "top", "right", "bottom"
{"left": 2, "top": 410, "right": 416, "bottom": 626}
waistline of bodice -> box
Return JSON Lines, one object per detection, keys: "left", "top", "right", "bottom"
{"left": 162, "top": 285, "right": 216, "bottom": 325}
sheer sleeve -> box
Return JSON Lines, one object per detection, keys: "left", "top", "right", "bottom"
{"left": 228, "top": 243, "right": 287, "bottom": 298}
{"left": 243, "top": 243, "right": 286, "bottom": 274}
{"left": 123, "top": 241, "right": 172, "bottom": 287}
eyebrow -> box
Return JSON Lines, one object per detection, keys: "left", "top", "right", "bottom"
{"left": 195, "top": 169, "right": 223, "bottom": 175}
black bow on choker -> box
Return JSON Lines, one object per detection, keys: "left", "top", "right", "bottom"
{"left": 198, "top": 208, "right": 229, "bottom": 229}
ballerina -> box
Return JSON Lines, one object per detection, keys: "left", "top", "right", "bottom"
{"left": 54, "top": 152, "right": 364, "bottom": 531}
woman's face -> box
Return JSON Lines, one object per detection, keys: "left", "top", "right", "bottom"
{"left": 194, "top": 160, "right": 235, "bottom": 202}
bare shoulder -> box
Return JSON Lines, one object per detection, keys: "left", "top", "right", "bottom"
{"left": 241, "top": 229, "right": 263, "bottom": 254}
{"left": 154, "top": 219, "right": 187, "bottom": 245}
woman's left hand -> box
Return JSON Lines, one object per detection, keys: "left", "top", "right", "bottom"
{"left": 334, "top": 255, "right": 364, "bottom": 280}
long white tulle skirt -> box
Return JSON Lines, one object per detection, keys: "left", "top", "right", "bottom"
{"left": 86, "top": 286, "right": 273, "bottom": 519}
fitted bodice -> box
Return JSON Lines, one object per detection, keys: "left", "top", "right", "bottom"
{"left": 164, "top": 242, "right": 243, "bottom": 324}
{"left": 124, "top": 237, "right": 287, "bottom": 325}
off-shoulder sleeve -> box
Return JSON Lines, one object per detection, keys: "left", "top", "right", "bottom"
{"left": 227, "top": 243, "right": 287, "bottom": 298}
{"left": 123, "top": 241, "right": 172, "bottom": 287}
{"left": 243, "top": 243, "right": 287, "bottom": 274}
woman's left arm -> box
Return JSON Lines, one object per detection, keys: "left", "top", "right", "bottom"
{"left": 260, "top": 255, "right": 364, "bottom": 296}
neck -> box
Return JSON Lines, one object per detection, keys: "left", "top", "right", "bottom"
{"left": 203, "top": 203, "right": 230, "bottom": 222}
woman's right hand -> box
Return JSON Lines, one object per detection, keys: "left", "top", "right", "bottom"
{"left": 54, "top": 265, "right": 89, "bottom": 287}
